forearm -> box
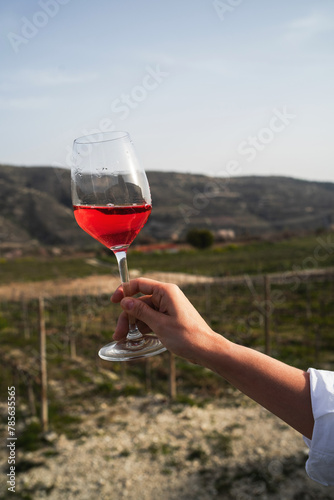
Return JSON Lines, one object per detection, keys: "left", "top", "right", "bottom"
{"left": 199, "top": 332, "right": 314, "bottom": 439}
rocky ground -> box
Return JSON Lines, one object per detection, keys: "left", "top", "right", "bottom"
{"left": 1, "top": 393, "right": 334, "bottom": 500}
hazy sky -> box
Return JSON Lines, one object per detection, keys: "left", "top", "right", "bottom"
{"left": 1, "top": 0, "right": 334, "bottom": 182}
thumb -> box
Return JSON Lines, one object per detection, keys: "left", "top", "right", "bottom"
{"left": 120, "top": 297, "right": 160, "bottom": 330}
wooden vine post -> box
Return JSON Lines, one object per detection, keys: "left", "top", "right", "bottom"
{"left": 21, "top": 295, "right": 30, "bottom": 340}
{"left": 169, "top": 352, "right": 176, "bottom": 399}
{"left": 67, "top": 295, "right": 77, "bottom": 359}
{"left": 145, "top": 358, "right": 152, "bottom": 393}
{"left": 205, "top": 283, "right": 211, "bottom": 326}
{"left": 263, "top": 275, "right": 271, "bottom": 356}
{"left": 39, "top": 296, "right": 48, "bottom": 432}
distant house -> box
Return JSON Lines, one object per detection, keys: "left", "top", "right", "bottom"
{"left": 216, "top": 229, "right": 235, "bottom": 241}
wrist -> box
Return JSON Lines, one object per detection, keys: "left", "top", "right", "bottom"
{"left": 193, "top": 329, "right": 232, "bottom": 371}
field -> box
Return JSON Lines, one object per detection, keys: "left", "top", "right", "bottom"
{"left": 1, "top": 232, "right": 334, "bottom": 498}
{"left": 1, "top": 231, "right": 334, "bottom": 284}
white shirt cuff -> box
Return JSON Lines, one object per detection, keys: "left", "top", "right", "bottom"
{"left": 303, "top": 368, "right": 334, "bottom": 486}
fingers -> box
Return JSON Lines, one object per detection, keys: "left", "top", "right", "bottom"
{"left": 113, "top": 310, "right": 153, "bottom": 340}
{"left": 125, "top": 277, "right": 164, "bottom": 296}
{"left": 120, "top": 296, "right": 161, "bottom": 331}
{"left": 112, "top": 295, "right": 155, "bottom": 340}
{"left": 111, "top": 285, "right": 124, "bottom": 303}
{"left": 111, "top": 278, "right": 170, "bottom": 303}
{"left": 113, "top": 310, "right": 129, "bottom": 340}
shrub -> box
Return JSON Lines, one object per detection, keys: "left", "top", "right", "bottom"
{"left": 186, "top": 228, "right": 214, "bottom": 249}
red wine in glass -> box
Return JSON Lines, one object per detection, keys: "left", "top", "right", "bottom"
{"left": 73, "top": 204, "right": 152, "bottom": 249}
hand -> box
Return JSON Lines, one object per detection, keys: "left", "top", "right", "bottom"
{"left": 111, "top": 278, "right": 219, "bottom": 364}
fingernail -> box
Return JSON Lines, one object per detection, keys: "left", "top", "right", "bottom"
{"left": 121, "top": 298, "right": 134, "bottom": 310}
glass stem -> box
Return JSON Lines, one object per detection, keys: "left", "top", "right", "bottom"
{"left": 114, "top": 250, "right": 143, "bottom": 341}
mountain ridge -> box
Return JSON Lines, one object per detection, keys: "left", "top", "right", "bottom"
{"left": 0, "top": 164, "right": 333, "bottom": 249}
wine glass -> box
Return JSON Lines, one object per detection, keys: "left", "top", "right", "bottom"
{"left": 71, "top": 131, "right": 167, "bottom": 361}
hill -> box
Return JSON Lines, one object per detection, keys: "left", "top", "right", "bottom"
{"left": 0, "top": 164, "right": 334, "bottom": 249}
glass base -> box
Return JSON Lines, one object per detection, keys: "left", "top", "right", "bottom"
{"left": 98, "top": 334, "right": 167, "bottom": 362}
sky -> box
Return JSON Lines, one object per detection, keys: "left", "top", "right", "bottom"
{"left": 1, "top": 0, "right": 334, "bottom": 182}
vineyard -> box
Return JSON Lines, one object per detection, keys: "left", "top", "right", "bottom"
{"left": 1, "top": 233, "right": 334, "bottom": 498}
{"left": 1, "top": 266, "right": 334, "bottom": 432}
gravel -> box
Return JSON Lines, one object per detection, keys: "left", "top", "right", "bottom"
{"left": 1, "top": 394, "right": 334, "bottom": 499}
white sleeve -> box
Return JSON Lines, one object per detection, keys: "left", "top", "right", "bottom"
{"left": 303, "top": 368, "right": 334, "bottom": 486}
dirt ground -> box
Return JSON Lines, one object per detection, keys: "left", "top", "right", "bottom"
{"left": 0, "top": 271, "right": 215, "bottom": 301}
{"left": 1, "top": 393, "right": 334, "bottom": 500}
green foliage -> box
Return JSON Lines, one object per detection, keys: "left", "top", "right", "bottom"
{"left": 0, "top": 314, "right": 8, "bottom": 329}
{"left": 174, "top": 394, "right": 198, "bottom": 406}
{"left": 95, "top": 381, "right": 115, "bottom": 395}
{"left": 186, "top": 228, "right": 214, "bottom": 249}
{"left": 206, "top": 430, "right": 233, "bottom": 456}
{"left": 0, "top": 231, "right": 333, "bottom": 284}
{"left": 0, "top": 256, "right": 112, "bottom": 284}
{"left": 48, "top": 401, "right": 83, "bottom": 440}
{"left": 120, "top": 384, "right": 144, "bottom": 397}
{"left": 17, "top": 421, "right": 43, "bottom": 451}
{"left": 147, "top": 442, "right": 178, "bottom": 456}
{"left": 187, "top": 446, "right": 208, "bottom": 463}
{"left": 128, "top": 231, "right": 334, "bottom": 277}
